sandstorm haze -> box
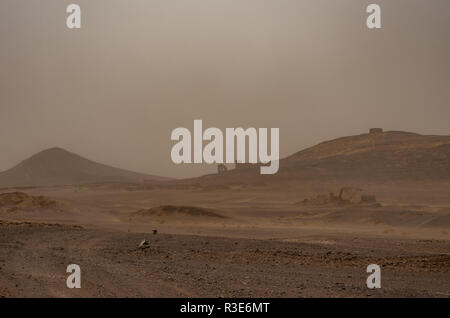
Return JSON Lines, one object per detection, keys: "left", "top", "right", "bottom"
{"left": 1, "top": 0, "right": 450, "bottom": 299}
{"left": 0, "top": 0, "right": 449, "bottom": 178}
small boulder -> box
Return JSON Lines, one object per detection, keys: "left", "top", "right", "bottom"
{"left": 339, "top": 187, "right": 362, "bottom": 203}
{"left": 138, "top": 240, "right": 150, "bottom": 250}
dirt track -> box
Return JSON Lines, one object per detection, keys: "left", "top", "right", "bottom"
{"left": 1, "top": 221, "right": 449, "bottom": 298}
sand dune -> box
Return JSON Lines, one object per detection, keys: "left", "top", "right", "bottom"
{"left": 0, "top": 192, "right": 57, "bottom": 211}
{"left": 129, "top": 205, "right": 227, "bottom": 223}
{"left": 313, "top": 205, "right": 450, "bottom": 229}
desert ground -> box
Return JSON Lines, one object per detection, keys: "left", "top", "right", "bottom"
{"left": 0, "top": 180, "right": 449, "bottom": 298}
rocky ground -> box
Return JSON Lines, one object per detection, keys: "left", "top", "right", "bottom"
{"left": 0, "top": 220, "right": 449, "bottom": 298}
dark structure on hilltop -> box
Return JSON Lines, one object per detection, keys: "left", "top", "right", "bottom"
{"left": 234, "top": 161, "right": 256, "bottom": 170}
{"left": 217, "top": 164, "right": 228, "bottom": 175}
{"left": 369, "top": 128, "right": 383, "bottom": 134}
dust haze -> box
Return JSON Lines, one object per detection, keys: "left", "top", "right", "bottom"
{"left": 0, "top": 0, "right": 449, "bottom": 298}
{"left": 1, "top": 0, "right": 449, "bottom": 178}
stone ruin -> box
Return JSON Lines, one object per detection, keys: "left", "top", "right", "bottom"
{"left": 369, "top": 128, "right": 383, "bottom": 134}
{"left": 361, "top": 194, "right": 377, "bottom": 203}
{"left": 217, "top": 164, "right": 228, "bottom": 175}
{"left": 339, "top": 187, "right": 362, "bottom": 203}
{"left": 301, "top": 187, "right": 377, "bottom": 206}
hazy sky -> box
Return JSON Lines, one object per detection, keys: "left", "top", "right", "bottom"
{"left": 1, "top": 0, "right": 449, "bottom": 178}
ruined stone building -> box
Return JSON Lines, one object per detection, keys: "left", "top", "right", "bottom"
{"left": 217, "top": 164, "right": 228, "bottom": 175}
{"left": 369, "top": 128, "right": 383, "bottom": 134}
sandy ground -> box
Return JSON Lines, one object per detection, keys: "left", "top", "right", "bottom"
{"left": 0, "top": 181, "right": 449, "bottom": 297}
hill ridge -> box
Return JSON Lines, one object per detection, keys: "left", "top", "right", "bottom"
{"left": 190, "top": 130, "right": 450, "bottom": 185}
{"left": 0, "top": 147, "right": 169, "bottom": 188}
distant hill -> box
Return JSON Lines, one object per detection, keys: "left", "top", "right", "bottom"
{"left": 281, "top": 130, "right": 450, "bottom": 180}
{"left": 190, "top": 130, "right": 450, "bottom": 185}
{"left": 0, "top": 147, "right": 170, "bottom": 188}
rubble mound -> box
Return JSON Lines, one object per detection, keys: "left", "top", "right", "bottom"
{"left": 300, "top": 187, "right": 376, "bottom": 206}
{"left": 0, "top": 192, "right": 57, "bottom": 211}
